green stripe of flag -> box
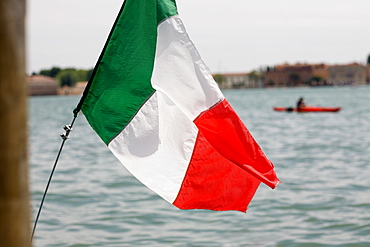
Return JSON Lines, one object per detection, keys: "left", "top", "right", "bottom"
{"left": 81, "top": 0, "right": 178, "bottom": 145}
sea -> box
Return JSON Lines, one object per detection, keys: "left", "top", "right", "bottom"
{"left": 29, "top": 85, "right": 370, "bottom": 247}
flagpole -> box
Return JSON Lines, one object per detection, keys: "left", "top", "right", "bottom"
{"left": 0, "top": 0, "right": 31, "bottom": 245}
{"left": 31, "top": 116, "right": 76, "bottom": 241}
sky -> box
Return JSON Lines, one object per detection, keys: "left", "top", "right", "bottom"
{"left": 27, "top": 0, "right": 370, "bottom": 74}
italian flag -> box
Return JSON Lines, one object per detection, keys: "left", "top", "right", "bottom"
{"left": 76, "top": 0, "right": 280, "bottom": 212}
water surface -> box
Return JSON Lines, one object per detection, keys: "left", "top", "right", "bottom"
{"left": 30, "top": 86, "right": 370, "bottom": 246}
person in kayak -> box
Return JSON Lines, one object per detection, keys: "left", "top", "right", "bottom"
{"left": 297, "top": 97, "right": 306, "bottom": 109}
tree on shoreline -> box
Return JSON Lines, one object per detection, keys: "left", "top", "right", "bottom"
{"left": 34, "top": 67, "right": 93, "bottom": 86}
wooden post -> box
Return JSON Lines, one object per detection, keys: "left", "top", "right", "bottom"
{"left": 0, "top": 0, "right": 31, "bottom": 246}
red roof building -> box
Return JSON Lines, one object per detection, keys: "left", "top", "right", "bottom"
{"left": 28, "top": 75, "right": 58, "bottom": 96}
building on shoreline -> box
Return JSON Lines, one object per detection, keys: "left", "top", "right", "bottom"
{"left": 27, "top": 74, "right": 87, "bottom": 96}
{"left": 327, "top": 63, "right": 367, "bottom": 86}
{"left": 213, "top": 72, "right": 263, "bottom": 89}
{"left": 58, "top": 81, "right": 87, "bottom": 95}
{"left": 263, "top": 62, "right": 368, "bottom": 87}
{"left": 29, "top": 62, "right": 370, "bottom": 96}
{"left": 213, "top": 62, "right": 368, "bottom": 89}
{"left": 264, "top": 63, "right": 329, "bottom": 87}
{"left": 28, "top": 75, "right": 58, "bottom": 96}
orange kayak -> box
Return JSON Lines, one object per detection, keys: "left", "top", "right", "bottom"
{"left": 273, "top": 106, "right": 341, "bottom": 112}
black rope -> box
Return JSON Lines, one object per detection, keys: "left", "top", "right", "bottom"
{"left": 31, "top": 112, "right": 78, "bottom": 243}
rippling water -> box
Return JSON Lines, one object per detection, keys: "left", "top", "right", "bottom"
{"left": 29, "top": 86, "right": 370, "bottom": 246}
